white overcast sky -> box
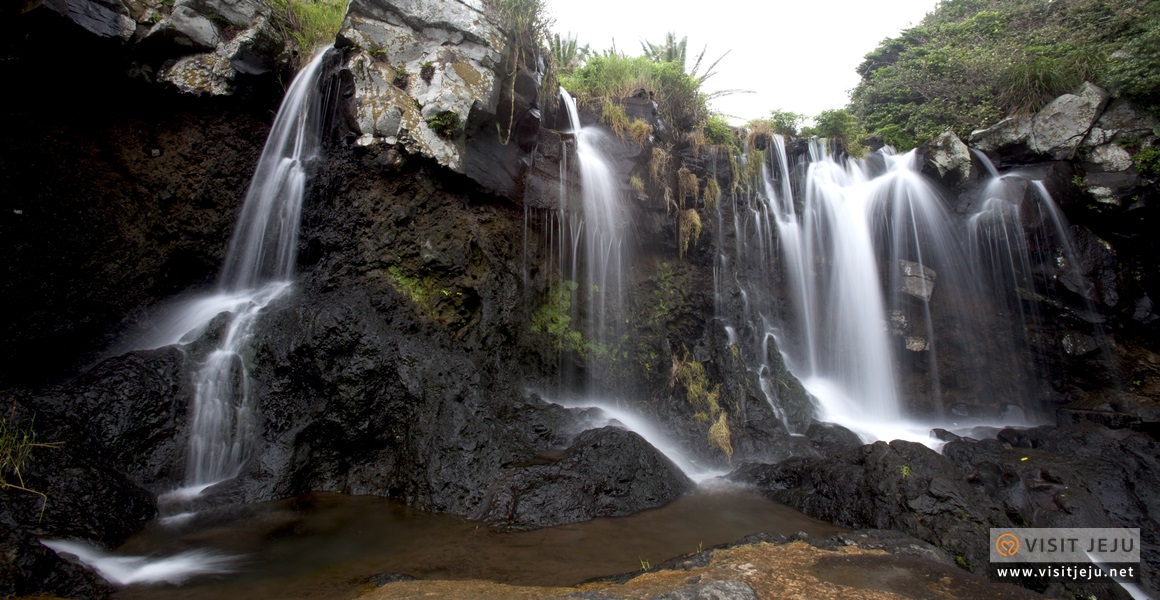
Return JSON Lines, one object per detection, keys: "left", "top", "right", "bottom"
{"left": 543, "top": 0, "right": 941, "bottom": 123}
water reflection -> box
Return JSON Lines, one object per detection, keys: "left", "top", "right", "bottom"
{"left": 113, "top": 484, "right": 841, "bottom": 599}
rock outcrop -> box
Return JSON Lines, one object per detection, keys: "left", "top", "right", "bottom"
{"left": 731, "top": 424, "right": 1160, "bottom": 598}
{"left": 476, "top": 427, "right": 694, "bottom": 530}
{"left": 921, "top": 129, "right": 975, "bottom": 186}
{"left": 970, "top": 81, "right": 1110, "bottom": 160}
{"left": 337, "top": 0, "right": 505, "bottom": 167}
{"left": 28, "top": 0, "right": 289, "bottom": 95}
{"left": 336, "top": 0, "right": 554, "bottom": 203}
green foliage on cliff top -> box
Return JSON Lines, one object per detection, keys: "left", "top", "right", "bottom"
{"left": 1136, "top": 144, "right": 1160, "bottom": 179}
{"left": 270, "top": 0, "right": 346, "bottom": 59}
{"left": 488, "top": 0, "right": 554, "bottom": 141}
{"left": 560, "top": 54, "right": 708, "bottom": 128}
{"left": 489, "top": 0, "right": 552, "bottom": 66}
{"left": 755, "top": 110, "right": 807, "bottom": 138}
{"left": 849, "top": 0, "right": 1160, "bottom": 150}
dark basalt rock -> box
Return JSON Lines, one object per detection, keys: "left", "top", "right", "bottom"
{"left": 34, "top": 347, "right": 192, "bottom": 492}
{"left": 729, "top": 439, "right": 1008, "bottom": 577}
{"left": 0, "top": 392, "right": 157, "bottom": 598}
{"left": 476, "top": 426, "right": 694, "bottom": 530}
{"left": 0, "top": 522, "right": 113, "bottom": 599}
{"left": 732, "top": 424, "right": 1160, "bottom": 598}
{"left": 233, "top": 284, "right": 576, "bottom": 514}
{"left": 804, "top": 421, "right": 864, "bottom": 455}
{"left": 1, "top": 406, "right": 158, "bottom": 547}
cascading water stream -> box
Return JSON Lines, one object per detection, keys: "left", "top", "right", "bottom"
{"left": 179, "top": 49, "right": 334, "bottom": 491}
{"left": 131, "top": 48, "right": 335, "bottom": 493}
{"left": 46, "top": 46, "right": 338, "bottom": 589}
{"left": 549, "top": 90, "right": 722, "bottom": 477}
{"left": 720, "top": 136, "right": 1079, "bottom": 444}
{"left": 558, "top": 89, "right": 628, "bottom": 353}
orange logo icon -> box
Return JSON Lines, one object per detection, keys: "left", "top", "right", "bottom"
{"left": 996, "top": 533, "right": 1020, "bottom": 557}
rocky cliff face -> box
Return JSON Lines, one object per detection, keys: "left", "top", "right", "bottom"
{"left": 15, "top": 0, "right": 289, "bottom": 95}
{"left": 335, "top": 0, "right": 558, "bottom": 205}
{"left": 0, "top": 3, "right": 697, "bottom": 594}
{"left": 954, "top": 82, "right": 1160, "bottom": 423}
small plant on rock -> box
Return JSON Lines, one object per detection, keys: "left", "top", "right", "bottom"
{"left": 1, "top": 406, "right": 60, "bottom": 518}
{"left": 425, "top": 111, "right": 461, "bottom": 139}
{"left": 677, "top": 208, "right": 702, "bottom": 258}
{"left": 1134, "top": 144, "right": 1160, "bottom": 180}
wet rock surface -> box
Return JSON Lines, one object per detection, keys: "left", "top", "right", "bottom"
{"left": 0, "top": 522, "right": 113, "bottom": 599}
{"left": 731, "top": 424, "right": 1160, "bottom": 598}
{"left": 729, "top": 440, "right": 1008, "bottom": 577}
{"left": 477, "top": 427, "right": 694, "bottom": 530}
{"left": 357, "top": 531, "right": 1044, "bottom": 599}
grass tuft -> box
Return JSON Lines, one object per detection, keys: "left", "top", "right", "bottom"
{"left": 270, "top": 0, "right": 346, "bottom": 61}
{"left": 1, "top": 406, "right": 60, "bottom": 518}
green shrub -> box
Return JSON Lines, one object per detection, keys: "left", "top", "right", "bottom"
{"left": 549, "top": 32, "right": 589, "bottom": 76}
{"left": 424, "top": 111, "right": 461, "bottom": 139}
{"left": 998, "top": 53, "right": 1101, "bottom": 115}
{"left": 1135, "top": 145, "right": 1160, "bottom": 179}
{"left": 704, "top": 113, "right": 735, "bottom": 146}
{"left": 530, "top": 280, "right": 585, "bottom": 354}
{"left": 1105, "top": 15, "right": 1160, "bottom": 111}
{"left": 847, "top": 0, "right": 1160, "bottom": 150}
{"left": 766, "top": 109, "right": 806, "bottom": 137}
{"left": 802, "top": 109, "right": 866, "bottom": 157}
{"left": 487, "top": 0, "right": 553, "bottom": 142}
{"left": 488, "top": 0, "right": 551, "bottom": 59}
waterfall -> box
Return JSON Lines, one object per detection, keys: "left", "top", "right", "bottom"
{"left": 548, "top": 90, "right": 727, "bottom": 476}
{"left": 721, "top": 137, "right": 1077, "bottom": 443}
{"left": 129, "top": 49, "right": 335, "bottom": 492}
{"left": 555, "top": 89, "right": 629, "bottom": 384}
{"left": 180, "top": 49, "right": 334, "bottom": 488}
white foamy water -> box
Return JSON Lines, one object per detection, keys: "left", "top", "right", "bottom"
{"left": 552, "top": 397, "right": 728, "bottom": 483}
{"left": 125, "top": 281, "right": 292, "bottom": 353}
{"left": 703, "top": 135, "right": 1089, "bottom": 449}
{"left": 109, "top": 49, "right": 335, "bottom": 492}
{"left": 41, "top": 540, "right": 236, "bottom": 585}
{"left": 557, "top": 88, "right": 630, "bottom": 356}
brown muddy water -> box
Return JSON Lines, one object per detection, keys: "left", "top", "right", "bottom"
{"left": 102, "top": 483, "right": 841, "bottom": 599}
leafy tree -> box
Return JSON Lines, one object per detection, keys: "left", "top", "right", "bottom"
{"left": 802, "top": 109, "right": 866, "bottom": 156}
{"left": 766, "top": 110, "right": 806, "bottom": 137}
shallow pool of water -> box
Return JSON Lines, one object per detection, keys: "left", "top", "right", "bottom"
{"left": 103, "top": 482, "right": 841, "bottom": 599}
